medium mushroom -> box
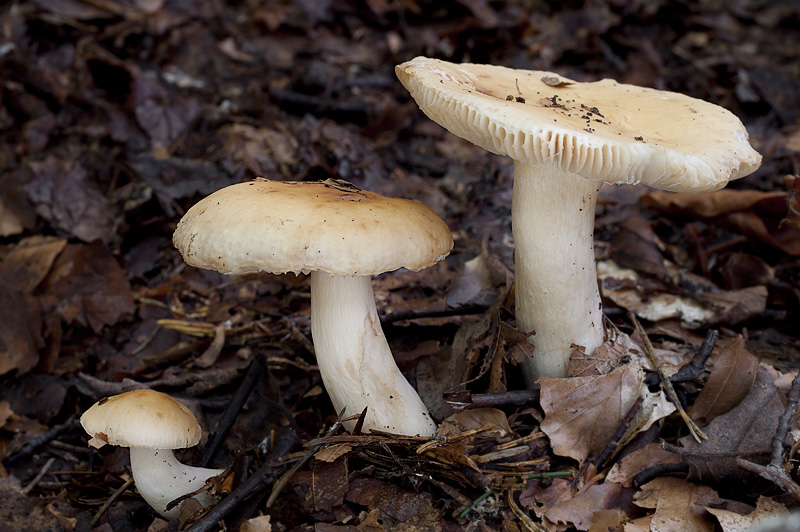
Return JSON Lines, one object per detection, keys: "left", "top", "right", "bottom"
{"left": 81, "top": 389, "right": 225, "bottom": 519}
{"left": 396, "top": 57, "right": 761, "bottom": 383}
{"left": 173, "top": 178, "right": 453, "bottom": 436}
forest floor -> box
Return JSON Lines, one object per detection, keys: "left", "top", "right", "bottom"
{"left": 1, "top": 0, "right": 800, "bottom": 531}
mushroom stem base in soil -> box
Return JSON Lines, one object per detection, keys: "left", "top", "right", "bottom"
{"left": 513, "top": 161, "right": 605, "bottom": 383}
{"left": 129, "top": 447, "right": 225, "bottom": 519}
{"left": 310, "top": 271, "right": 436, "bottom": 436}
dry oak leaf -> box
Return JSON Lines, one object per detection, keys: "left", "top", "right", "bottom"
{"left": 240, "top": 515, "right": 271, "bottom": 532}
{"left": 690, "top": 336, "right": 758, "bottom": 425}
{"left": 633, "top": 477, "right": 720, "bottom": 532}
{"left": 539, "top": 362, "right": 643, "bottom": 464}
{"left": 706, "top": 496, "right": 790, "bottom": 532}
{"left": 539, "top": 480, "right": 633, "bottom": 531}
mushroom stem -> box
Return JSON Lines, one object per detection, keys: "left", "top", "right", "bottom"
{"left": 129, "top": 447, "right": 224, "bottom": 519}
{"left": 513, "top": 161, "right": 605, "bottom": 383}
{"left": 309, "top": 271, "right": 436, "bottom": 436}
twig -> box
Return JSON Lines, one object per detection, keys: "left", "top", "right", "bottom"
{"left": 737, "top": 458, "right": 800, "bottom": 502}
{"left": 90, "top": 478, "right": 135, "bottom": 527}
{"left": 459, "top": 489, "right": 496, "bottom": 518}
{"left": 3, "top": 419, "right": 81, "bottom": 465}
{"left": 184, "top": 430, "right": 300, "bottom": 532}
{"left": 633, "top": 462, "right": 689, "bottom": 487}
{"left": 381, "top": 304, "right": 488, "bottom": 324}
{"left": 771, "top": 370, "right": 800, "bottom": 468}
{"left": 266, "top": 418, "right": 345, "bottom": 508}
{"left": 444, "top": 389, "right": 539, "bottom": 410}
{"left": 630, "top": 314, "right": 706, "bottom": 443}
{"left": 670, "top": 329, "right": 719, "bottom": 383}
{"left": 22, "top": 457, "right": 56, "bottom": 494}
{"left": 594, "top": 395, "right": 645, "bottom": 470}
{"left": 201, "top": 354, "right": 267, "bottom": 467}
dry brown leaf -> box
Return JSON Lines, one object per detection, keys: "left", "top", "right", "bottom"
{"left": 0, "top": 236, "right": 66, "bottom": 293}
{"left": 344, "top": 478, "right": 442, "bottom": 532}
{"left": 240, "top": 515, "right": 271, "bottom": 532}
{"left": 609, "top": 216, "right": 669, "bottom": 279}
{"left": 0, "top": 287, "right": 42, "bottom": 375}
{"left": 541, "top": 482, "right": 632, "bottom": 531}
{"left": 314, "top": 443, "right": 352, "bottom": 463}
{"left": 643, "top": 189, "right": 785, "bottom": 218}
{"left": 438, "top": 408, "right": 511, "bottom": 438}
{"left": 674, "top": 369, "right": 784, "bottom": 482}
{"left": 588, "top": 509, "right": 628, "bottom": 532}
{"left": 606, "top": 443, "right": 683, "bottom": 487}
{"left": 706, "top": 496, "right": 790, "bottom": 532}
{"left": 623, "top": 516, "right": 652, "bottom": 532}
{"left": 690, "top": 336, "right": 758, "bottom": 424}
{"left": 634, "top": 477, "right": 719, "bottom": 532}
{"left": 699, "top": 286, "right": 768, "bottom": 327}
{"left": 539, "top": 362, "right": 644, "bottom": 464}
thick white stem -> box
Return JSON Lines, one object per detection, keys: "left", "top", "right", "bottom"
{"left": 513, "top": 162, "right": 605, "bottom": 383}
{"left": 129, "top": 447, "right": 224, "bottom": 519}
{"left": 310, "top": 271, "right": 436, "bottom": 436}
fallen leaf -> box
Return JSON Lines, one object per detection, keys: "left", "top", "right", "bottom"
{"left": 542, "top": 482, "right": 632, "bottom": 531}
{"left": 539, "top": 362, "right": 644, "bottom": 464}
{"left": 610, "top": 216, "right": 669, "bottom": 279}
{"left": 314, "top": 443, "right": 352, "bottom": 463}
{"left": 706, "top": 496, "right": 790, "bottom": 532}
{"left": 606, "top": 443, "right": 683, "bottom": 487}
{"left": 240, "top": 515, "right": 271, "bottom": 532}
{"left": 438, "top": 408, "right": 511, "bottom": 438}
{"left": 634, "top": 477, "right": 719, "bottom": 532}
{"left": 690, "top": 336, "right": 758, "bottom": 424}
{"left": 671, "top": 369, "right": 784, "bottom": 482}
{"left": 0, "top": 287, "right": 42, "bottom": 375}
{"left": 25, "top": 157, "right": 120, "bottom": 244}
{"left": 38, "top": 243, "right": 136, "bottom": 333}
{"left": 0, "top": 236, "right": 67, "bottom": 293}
{"left": 345, "top": 478, "right": 442, "bottom": 532}
{"left": 698, "top": 286, "right": 768, "bottom": 327}
{"left": 588, "top": 509, "right": 628, "bottom": 532}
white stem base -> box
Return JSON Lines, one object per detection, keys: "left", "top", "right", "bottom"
{"left": 310, "top": 271, "right": 436, "bottom": 436}
{"left": 513, "top": 162, "right": 605, "bottom": 383}
{"left": 129, "top": 447, "right": 224, "bottom": 519}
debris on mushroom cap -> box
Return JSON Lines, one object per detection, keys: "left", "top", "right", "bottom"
{"left": 80, "top": 389, "right": 202, "bottom": 449}
{"left": 173, "top": 178, "right": 454, "bottom": 277}
{"left": 396, "top": 57, "right": 762, "bottom": 192}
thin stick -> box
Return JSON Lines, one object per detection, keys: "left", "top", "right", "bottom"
{"left": 671, "top": 329, "right": 718, "bottom": 383}
{"left": 444, "top": 389, "right": 539, "bottom": 410}
{"left": 4, "top": 419, "right": 81, "bottom": 465}
{"left": 22, "top": 457, "right": 56, "bottom": 494}
{"left": 737, "top": 458, "right": 800, "bottom": 502}
{"left": 594, "top": 395, "right": 645, "bottom": 469}
{"left": 630, "top": 314, "right": 706, "bottom": 442}
{"left": 184, "top": 430, "right": 299, "bottom": 532}
{"left": 202, "top": 354, "right": 267, "bottom": 467}
{"left": 771, "top": 370, "right": 800, "bottom": 467}
{"left": 90, "top": 477, "right": 135, "bottom": 527}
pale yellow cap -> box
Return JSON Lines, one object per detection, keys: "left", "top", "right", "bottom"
{"left": 173, "top": 178, "right": 453, "bottom": 276}
{"left": 81, "top": 389, "right": 201, "bottom": 449}
{"left": 396, "top": 57, "right": 761, "bottom": 192}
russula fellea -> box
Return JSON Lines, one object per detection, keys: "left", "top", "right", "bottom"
{"left": 80, "top": 389, "right": 225, "bottom": 519}
{"left": 173, "top": 178, "right": 453, "bottom": 436}
{"left": 396, "top": 57, "right": 761, "bottom": 383}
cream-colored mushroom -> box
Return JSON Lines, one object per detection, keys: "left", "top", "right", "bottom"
{"left": 81, "top": 389, "right": 224, "bottom": 519}
{"left": 173, "top": 178, "right": 453, "bottom": 436}
{"left": 397, "top": 57, "right": 761, "bottom": 383}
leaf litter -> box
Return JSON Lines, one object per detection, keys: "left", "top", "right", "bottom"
{"left": 1, "top": 0, "right": 800, "bottom": 531}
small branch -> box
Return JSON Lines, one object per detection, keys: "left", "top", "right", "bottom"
{"left": 770, "top": 370, "right": 800, "bottom": 468}
{"left": 22, "top": 457, "right": 56, "bottom": 494}
{"left": 631, "top": 314, "right": 706, "bottom": 442}
{"left": 671, "top": 329, "right": 719, "bottom": 383}
{"left": 202, "top": 354, "right": 267, "bottom": 467}
{"left": 594, "top": 396, "right": 645, "bottom": 470}
{"left": 90, "top": 478, "right": 135, "bottom": 527}
{"left": 737, "top": 458, "right": 800, "bottom": 502}
{"left": 381, "top": 304, "right": 488, "bottom": 324}
{"left": 444, "top": 389, "right": 539, "bottom": 410}
{"left": 3, "top": 419, "right": 81, "bottom": 466}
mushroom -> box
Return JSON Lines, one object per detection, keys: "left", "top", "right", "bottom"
{"left": 172, "top": 178, "right": 453, "bottom": 436}
{"left": 396, "top": 57, "right": 761, "bottom": 383}
{"left": 81, "top": 389, "right": 225, "bottom": 519}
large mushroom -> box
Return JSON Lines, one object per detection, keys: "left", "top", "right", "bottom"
{"left": 173, "top": 178, "right": 453, "bottom": 436}
{"left": 81, "top": 389, "right": 225, "bottom": 519}
{"left": 396, "top": 57, "right": 761, "bottom": 383}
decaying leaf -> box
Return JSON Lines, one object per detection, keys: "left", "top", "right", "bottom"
{"left": 240, "top": 515, "right": 271, "bottom": 532}
{"left": 706, "top": 496, "right": 790, "bottom": 532}
{"left": 634, "top": 477, "right": 720, "bottom": 532}
{"left": 345, "top": 478, "right": 442, "bottom": 532}
{"left": 690, "top": 336, "right": 758, "bottom": 424}
{"left": 606, "top": 443, "right": 683, "bottom": 487}
{"left": 539, "top": 362, "right": 644, "bottom": 464}
{"left": 671, "top": 369, "right": 784, "bottom": 482}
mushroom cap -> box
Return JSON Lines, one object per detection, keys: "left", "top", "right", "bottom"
{"left": 396, "top": 57, "right": 761, "bottom": 192}
{"left": 173, "top": 179, "right": 454, "bottom": 276}
{"left": 81, "top": 389, "right": 201, "bottom": 449}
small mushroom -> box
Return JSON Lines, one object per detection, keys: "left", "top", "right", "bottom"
{"left": 80, "top": 389, "right": 225, "bottom": 519}
{"left": 396, "top": 57, "right": 761, "bottom": 383}
{"left": 172, "top": 178, "right": 453, "bottom": 436}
